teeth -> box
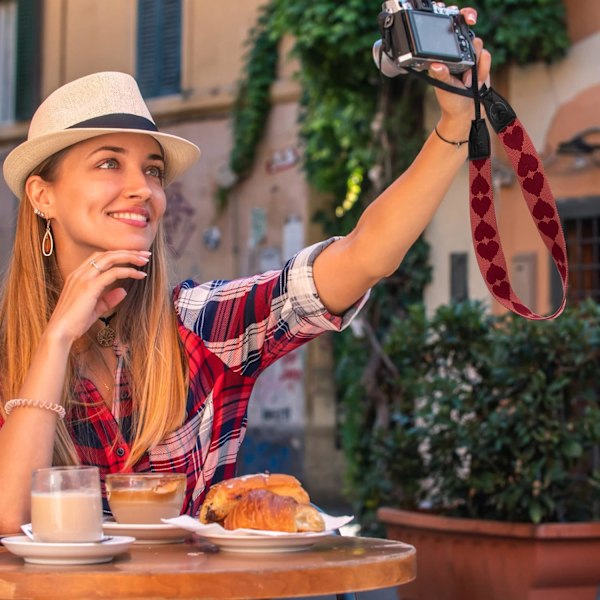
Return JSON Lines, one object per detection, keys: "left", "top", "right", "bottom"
{"left": 110, "top": 212, "right": 148, "bottom": 222}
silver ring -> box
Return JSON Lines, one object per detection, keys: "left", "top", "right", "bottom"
{"left": 89, "top": 259, "right": 103, "bottom": 273}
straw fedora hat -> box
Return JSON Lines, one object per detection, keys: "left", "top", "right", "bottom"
{"left": 3, "top": 71, "right": 200, "bottom": 198}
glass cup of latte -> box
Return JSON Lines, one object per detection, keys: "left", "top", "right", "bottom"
{"left": 30, "top": 466, "right": 104, "bottom": 543}
{"left": 105, "top": 472, "right": 186, "bottom": 524}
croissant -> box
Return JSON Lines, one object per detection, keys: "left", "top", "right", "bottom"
{"left": 223, "top": 489, "right": 325, "bottom": 532}
{"left": 199, "top": 473, "right": 310, "bottom": 524}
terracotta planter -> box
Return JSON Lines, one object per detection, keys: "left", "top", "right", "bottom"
{"left": 378, "top": 507, "right": 600, "bottom": 600}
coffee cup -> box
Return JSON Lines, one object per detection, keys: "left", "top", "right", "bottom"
{"left": 105, "top": 473, "right": 186, "bottom": 524}
{"left": 30, "top": 466, "right": 103, "bottom": 543}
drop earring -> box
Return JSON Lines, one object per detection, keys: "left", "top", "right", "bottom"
{"left": 42, "top": 219, "right": 54, "bottom": 257}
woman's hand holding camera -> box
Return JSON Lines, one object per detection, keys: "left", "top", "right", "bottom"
{"left": 429, "top": 7, "right": 492, "bottom": 143}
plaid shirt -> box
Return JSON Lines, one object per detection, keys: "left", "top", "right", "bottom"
{"left": 2, "top": 238, "right": 367, "bottom": 517}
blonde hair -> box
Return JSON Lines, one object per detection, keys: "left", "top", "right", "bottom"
{"left": 0, "top": 150, "right": 188, "bottom": 468}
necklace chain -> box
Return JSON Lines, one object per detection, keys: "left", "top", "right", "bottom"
{"left": 80, "top": 343, "right": 116, "bottom": 399}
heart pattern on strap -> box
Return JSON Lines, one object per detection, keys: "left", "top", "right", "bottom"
{"left": 469, "top": 119, "right": 568, "bottom": 320}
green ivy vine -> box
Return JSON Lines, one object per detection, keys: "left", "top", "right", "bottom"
{"left": 223, "top": 0, "right": 571, "bottom": 529}
{"left": 215, "top": 3, "right": 281, "bottom": 212}
{"left": 219, "top": 0, "right": 569, "bottom": 220}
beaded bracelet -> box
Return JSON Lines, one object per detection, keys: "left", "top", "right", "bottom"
{"left": 4, "top": 398, "right": 66, "bottom": 420}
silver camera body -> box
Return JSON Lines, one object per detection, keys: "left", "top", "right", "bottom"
{"left": 374, "top": 1, "right": 475, "bottom": 77}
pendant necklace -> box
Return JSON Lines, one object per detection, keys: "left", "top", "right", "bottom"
{"left": 78, "top": 341, "right": 116, "bottom": 404}
{"left": 86, "top": 362, "right": 112, "bottom": 394}
{"left": 97, "top": 313, "right": 116, "bottom": 347}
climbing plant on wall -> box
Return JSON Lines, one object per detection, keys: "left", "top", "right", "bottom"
{"left": 222, "top": 0, "right": 570, "bottom": 532}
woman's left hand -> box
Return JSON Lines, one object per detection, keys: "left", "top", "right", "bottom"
{"left": 428, "top": 7, "right": 492, "bottom": 138}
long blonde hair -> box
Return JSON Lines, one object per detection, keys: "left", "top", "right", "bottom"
{"left": 0, "top": 150, "right": 188, "bottom": 468}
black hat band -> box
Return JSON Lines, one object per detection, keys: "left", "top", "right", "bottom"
{"left": 68, "top": 113, "right": 159, "bottom": 132}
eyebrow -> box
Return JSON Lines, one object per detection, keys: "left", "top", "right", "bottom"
{"left": 87, "top": 145, "right": 165, "bottom": 162}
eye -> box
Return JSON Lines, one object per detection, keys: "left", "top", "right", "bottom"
{"left": 98, "top": 158, "right": 119, "bottom": 170}
{"left": 146, "top": 165, "right": 165, "bottom": 180}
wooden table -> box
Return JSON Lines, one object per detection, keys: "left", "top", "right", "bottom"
{"left": 0, "top": 535, "right": 415, "bottom": 599}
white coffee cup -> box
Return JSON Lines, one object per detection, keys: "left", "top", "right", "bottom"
{"left": 30, "top": 466, "right": 103, "bottom": 543}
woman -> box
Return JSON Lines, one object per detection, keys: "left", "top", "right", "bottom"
{"left": 0, "top": 8, "right": 489, "bottom": 532}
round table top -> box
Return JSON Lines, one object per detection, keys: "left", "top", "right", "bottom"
{"left": 0, "top": 534, "right": 416, "bottom": 599}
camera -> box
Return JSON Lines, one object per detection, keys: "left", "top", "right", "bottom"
{"left": 373, "top": 1, "right": 475, "bottom": 77}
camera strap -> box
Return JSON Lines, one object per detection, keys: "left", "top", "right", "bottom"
{"left": 404, "top": 68, "right": 568, "bottom": 320}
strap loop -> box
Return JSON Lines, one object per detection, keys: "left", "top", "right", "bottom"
{"left": 468, "top": 116, "right": 568, "bottom": 320}
{"left": 402, "top": 67, "right": 569, "bottom": 319}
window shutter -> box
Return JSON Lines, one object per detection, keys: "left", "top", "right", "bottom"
{"left": 137, "top": 0, "right": 160, "bottom": 97}
{"left": 137, "top": 0, "right": 181, "bottom": 98}
{"left": 0, "top": 1, "right": 17, "bottom": 123}
{"left": 450, "top": 253, "right": 469, "bottom": 303}
{"left": 15, "top": 0, "right": 41, "bottom": 121}
{"left": 160, "top": 0, "right": 181, "bottom": 96}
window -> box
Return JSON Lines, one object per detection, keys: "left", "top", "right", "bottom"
{"left": 137, "top": 0, "right": 182, "bottom": 99}
{"left": 450, "top": 252, "right": 468, "bottom": 302}
{"left": 0, "top": 0, "right": 41, "bottom": 124}
{"left": 551, "top": 197, "right": 600, "bottom": 306}
{"left": 0, "top": 1, "right": 17, "bottom": 123}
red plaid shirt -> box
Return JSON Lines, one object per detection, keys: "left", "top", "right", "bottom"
{"left": 1, "top": 239, "right": 367, "bottom": 517}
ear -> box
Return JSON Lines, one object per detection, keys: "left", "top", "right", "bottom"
{"left": 25, "top": 175, "right": 54, "bottom": 218}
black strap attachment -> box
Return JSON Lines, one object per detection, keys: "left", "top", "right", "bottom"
{"left": 479, "top": 86, "right": 517, "bottom": 133}
{"left": 468, "top": 118, "right": 491, "bottom": 160}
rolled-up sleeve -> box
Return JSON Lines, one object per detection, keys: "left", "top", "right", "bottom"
{"left": 284, "top": 237, "right": 369, "bottom": 330}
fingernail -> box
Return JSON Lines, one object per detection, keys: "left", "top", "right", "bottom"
{"left": 466, "top": 12, "right": 476, "bottom": 24}
{"left": 140, "top": 251, "right": 152, "bottom": 255}
{"left": 140, "top": 257, "right": 150, "bottom": 262}
{"left": 431, "top": 64, "right": 444, "bottom": 72}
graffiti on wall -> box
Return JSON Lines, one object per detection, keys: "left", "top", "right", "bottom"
{"left": 163, "top": 183, "right": 197, "bottom": 258}
{"left": 248, "top": 348, "right": 306, "bottom": 428}
{"left": 265, "top": 147, "right": 299, "bottom": 175}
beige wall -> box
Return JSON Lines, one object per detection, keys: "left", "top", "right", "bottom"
{"left": 565, "top": 0, "right": 600, "bottom": 43}
{"left": 42, "top": 0, "right": 136, "bottom": 95}
{"left": 163, "top": 102, "right": 308, "bottom": 286}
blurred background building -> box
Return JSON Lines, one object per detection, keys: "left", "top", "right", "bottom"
{"left": 0, "top": 0, "right": 598, "bottom": 507}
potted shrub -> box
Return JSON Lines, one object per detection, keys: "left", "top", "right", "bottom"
{"left": 338, "top": 301, "right": 600, "bottom": 600}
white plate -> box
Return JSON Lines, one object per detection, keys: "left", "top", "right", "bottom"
{"left": 0, "top": 535, "right": 135, "bottom": 565}
{"left": 102, "top": 520, "right": 190, "bottom": 544}
{"left": 162, "top": 515, "right": 353, "bottom": 554}
{"left": 193, "top": 530, "right": 335, "bottom": 553}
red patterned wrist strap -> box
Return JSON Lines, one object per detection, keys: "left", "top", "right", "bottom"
{"left": 468, "top": 87, "right": 568, "bottom": 320}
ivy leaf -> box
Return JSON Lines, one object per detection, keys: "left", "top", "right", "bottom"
{"left": 529, "top": 501, "right": 543, "bottom": 524}
{"left": 561, "top": 441, "right": 583, "bottom": 458}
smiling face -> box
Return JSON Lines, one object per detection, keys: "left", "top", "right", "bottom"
{"left": 27, "top": 132, "right": 167, "bottom": 276}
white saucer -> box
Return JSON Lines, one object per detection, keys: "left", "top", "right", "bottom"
{"left": 102, "top": 520, "right": 190, "bottom": 544}
{"left": 0, "top": 535, "right": 135, "bottom": 565}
